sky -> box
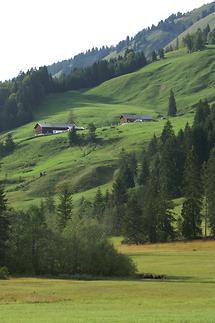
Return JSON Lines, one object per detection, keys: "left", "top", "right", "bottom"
{"left": 0, "top": 0, "right": 208, "bottom": 81}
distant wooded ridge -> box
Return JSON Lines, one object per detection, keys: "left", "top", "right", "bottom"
{"left": 47, "top": 2, "right": 215, "bottom": 77}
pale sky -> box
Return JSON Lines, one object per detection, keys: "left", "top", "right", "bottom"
{"left": 0, "top": 0, "right": 208, "bottom": 81}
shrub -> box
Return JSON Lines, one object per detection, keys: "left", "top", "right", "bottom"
{"left": 0, "top": 266, "right": 9, "bottom": 279}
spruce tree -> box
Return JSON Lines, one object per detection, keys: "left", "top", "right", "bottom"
{"left": 181, "top": 148, "right": 203, "bottom": 239}
{"left": 93, "top": 188, "right": 105, "bottom": 220}
{"left": 68, "top": 127, "right": 78, "bottom": 146}
{"left": 138, "top": 155, "right": 149, "bottom": 185}
{"left": 161, "top": 120, "right": 175, "bottom": 144}
{"left": 124, "top": 192, "right": 144, "bottom": 244}
{"left": 167, "top": 90, "right": 177, "bottom": 116}
{"left": 158, "top": 48, "right": 165, "bottom": 59}
{"left": 151, "top": 51, "right": 157, "bottom": 62}
{"left": 57, "top": 187, "right": 73, "bottom": 229}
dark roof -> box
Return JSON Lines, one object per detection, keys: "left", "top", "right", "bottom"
{"left": 34, "top": 122, "right": 76, "bottom": 129}
{"left": 121, "top": 114, "right": 153, "bottom": 121}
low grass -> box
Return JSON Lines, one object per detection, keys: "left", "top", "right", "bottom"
{"left": 1, "top": 47, "right": 215, "bottom": 208}
{"left": 1, "top": 240, "right": 215, "bottom": 322}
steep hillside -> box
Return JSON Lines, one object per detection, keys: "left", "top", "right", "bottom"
{"left": 168, "top": 11, "right": 215, "bottom": 49}
{"left": 48, "top": 2, "right": 215, "bottom": 77}
{"left": 1, "top": 47, "right": 215, "bottom": 209}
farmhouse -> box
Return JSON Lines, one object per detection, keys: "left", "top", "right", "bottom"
{"left": 120, "top": 114, "right": 154, "bottom": 124}
{"left": 34, "top": 122, "right": 84, "bottom": 135}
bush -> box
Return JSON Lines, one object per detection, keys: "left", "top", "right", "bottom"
{"left": 62, "top": 217, "right": 136, "bottom": 277}
{"left": 0, "top": 266, "right": 9, "bottom": 279}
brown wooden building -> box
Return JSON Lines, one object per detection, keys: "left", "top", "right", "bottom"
{"left": 34, "top": 122, "right": 77, "bottom": 135}
{"left": 120, "top": 114, "right": 153, "bottom": 124}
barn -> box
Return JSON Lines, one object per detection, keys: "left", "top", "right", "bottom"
{"left": 34, "top": 122, "right": 78, "bottom": 135}
{"left": 120, "top": 114, "right": 153, "bottom": 124}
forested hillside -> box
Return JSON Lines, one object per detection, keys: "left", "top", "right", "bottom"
{"left": 47, "top": 1, "right": 215, "bottom": 77}
{"left": 0, "top": 46, "right": 215, "bottom": 210}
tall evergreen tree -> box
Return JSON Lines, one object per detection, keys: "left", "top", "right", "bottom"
{"left": 161, "top": 120, "right": 175, "bottom": 144}
{"left": 168, "top": 90, "right": 177, "bottom": 116}
{"left": 181, "top": 148, "right": 203, "bottom": 239}
{"left": 124, "top": 192, "right": 144, "bottom": 244}
{"left": 151, "top": 51, "right": 157, "bottom": 62}
{"left": 93, "top": 188, "right": 105, "bottom": 220}
{"left": 68, "top": 127, "right": 78, "bottom": 146}
{"left": 57, "top": 187, "right": 73, "bottom": 229}
{"left": 138, "top": 155, "right": 150, "bottom": 185}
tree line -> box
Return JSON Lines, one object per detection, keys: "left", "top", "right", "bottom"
{"left": 0, "top": 49, "right": 147, "bottom": 133}
{"left": 1, "top": 99, "right": 215, "bottom": 276}
{"left": 56, "top": 49, "right": 147, "bottom": 91}
{"left": 72, "top": 99, "right": 215, "bottom": 243}
{"left": 0, "top": 184, "right": 135, "bottom": 278}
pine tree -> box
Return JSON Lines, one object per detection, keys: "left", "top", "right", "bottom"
{"left": 0, "top": 185, "right": 9, "bottom": 266}
{"left": 181, "top": 148, "right": 203, "bottom": 239}
{"left": 93, "top": 188, "right": 105, "bottom": 220}
{"left": 194, "top": 29, "right": 205, "bottom": 51}
{"left": 161, "top": 120, "right": 175, "bottom": 144}
{"left": 68, "top": 127, "right": 78, "bottom": 146}
{"left": 168, "top": 90, "right": 177, "bottom": 116}
{"left": 143, "top": 171, "right": 175, "bottom": 243}
{"left": 124, "top": 192, "right": 144, "bottom": 244}
{"left": 57, "top": 187, "right": 73, "bottom": 229}
{"left": 158, "top": 48, "right": 165, "bottom": 59}
{"left": 151, "top": 51, "right": 157, "bottom": 62}
{"left": 138, "top": 155, "right": 149, "bottom": 185}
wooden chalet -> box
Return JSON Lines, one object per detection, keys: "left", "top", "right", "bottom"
{"left": 34, "top": 122, "right": 82, "bottom": 135}
{"left": 120, "top": 114, "right": 153, "bottom": 124}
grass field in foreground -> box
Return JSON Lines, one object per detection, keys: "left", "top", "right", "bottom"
{"left": 1, "top": 240, "right": 215, "bottom": 323}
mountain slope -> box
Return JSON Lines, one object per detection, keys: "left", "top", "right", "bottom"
{"left": 1, "top": 47, "right": 215, "bottom": 208}
{"left": 168, "top": 11, "right": 215, "bottom": 49}
{"left": 48, "top": 2, "right": 215, "bottom": 77}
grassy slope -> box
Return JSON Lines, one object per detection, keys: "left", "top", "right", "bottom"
{"left": 1, "top": 48, "right": 215, "bottom": 208}
{"left": 1, "top": 240, "right": 215, "bottom": 322}
{"left": 168, "top": 11, "right": 215, "bottom": 48}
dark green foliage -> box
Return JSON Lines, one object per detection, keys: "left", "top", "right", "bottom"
{"left": 0, "top": 266, "right": 9, "bottom": 279}
{"left": 0, "top": 134, "right": 15, "bottom": 158}
{"left": 7, "top": 210, "right": 136, "bottom": 277}
{"left": 206, "top": 148, "right": 215, "bottom": 236}
{"left": 161, "top": 120, "right": 175, "bottom": 144}
{"left": 0, "top": 67, "right": 53, "bottom": 132}
{"left": 124, "top": 192, "right": 144, "bottom": 244}
{"left": 78, "top": 197, "right": 92, "bottom": 219}
{"left": 88, "top": 123, "right": 96, "bottom": 143}
{"left": 0, "top": 185, "right": 9, "bottom": 266}
{"left": 151, "top": 51, "right": 157, "bottom": 62}
{"left": 138, "top": 155, "right": 150, "bottom": 186}
{"left": 183, "top": 28, "right": 206, "bottom": 53}
{"left": 168, "top": 90, "right": 177, "bottom": 116}
{"left": 181, "top": 199, "right": 202, "bottom": 239}
{"left": 158, "top": 48, "right": 165, "bottom": 59}
{"left": 57, "top": 187, "right": 73, "bottom": 229}
{"left": 68, "top": 128, "right": 79, "bottom": 146}
{"left": 207, "top": 28, "right": 215, "bottom": 44}
{"left": 93, "top": 188, "right": 105, "bottom": 220}
{"left": 181, "top": 148, "right": 202, "bottom": 239}
{"left": 143, "top": 172, "right": 175, "bottom": 243}
{"left": 58, "top": 49, "right": 148, "bottom": 91}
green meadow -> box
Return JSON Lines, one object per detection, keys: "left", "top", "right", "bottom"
{"left": 1, "top": 240, "right": 215, "bottom": 323}
{"left": 2, "top": 48, "right": 215, "bottom": 209}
